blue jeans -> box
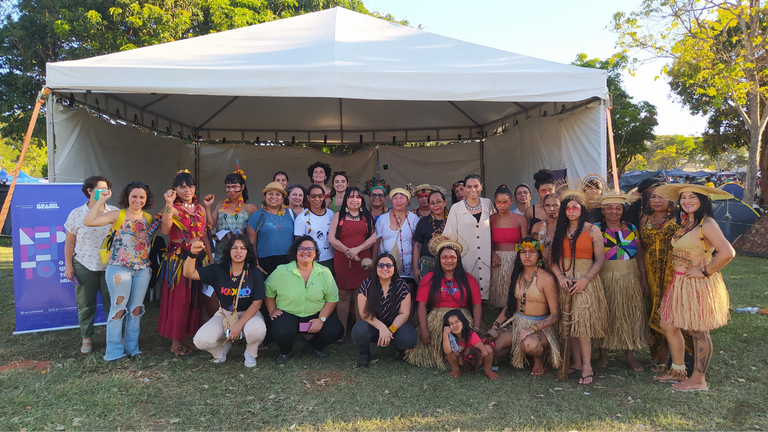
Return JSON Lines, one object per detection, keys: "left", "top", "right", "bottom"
{"left": 104, "top": 265, "right": 151, "bottom": 361}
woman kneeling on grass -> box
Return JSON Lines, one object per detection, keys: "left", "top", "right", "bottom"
{"left": 183, "top": 235, "right": 267, "bottom": 367}
{"left": 442, "top": 309, "right": 498, "bottom": 379}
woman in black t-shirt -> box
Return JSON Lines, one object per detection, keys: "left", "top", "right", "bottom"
{"left": 412, "top": 190, "right": 448, "bottom": 282}
{"left": 183, "top": 234, "right": 267, "bottom": 367}
{"left": 351, "top": 253, "right": 417, "bottom": 368}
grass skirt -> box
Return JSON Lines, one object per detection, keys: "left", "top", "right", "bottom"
{"left": 489, "top": 250, "right": 517, "bottom": 308}
{"left": 404, "top": 307, "right": 473, "bottom": 370}
{"left": 594, "top": 259, "right": 649, "bottom": 350}
{"left": 499, "top": 313, "right": 561, "bottom": 369}
{"left": 659, "top": 271, "right": 730, "bottom": 331}
{"left": 559, "top": 258, "right": 607, "bottom": 339}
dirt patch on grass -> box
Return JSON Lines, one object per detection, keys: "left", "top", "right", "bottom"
{"left": 303, "top": 370, "right": 352, "bottom": 391}
{"left": 0, "top": 360, "right": 52, "bottom": 373}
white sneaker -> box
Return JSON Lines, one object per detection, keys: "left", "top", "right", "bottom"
{"left": 244, "top": 351, "right": 257, "bottom": 368}
{"left": 213, "top": 341, "right": 232, "bottom": 364}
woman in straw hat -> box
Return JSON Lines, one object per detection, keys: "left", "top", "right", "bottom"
{"left": 549, "top": 189, "right": 607, "bottom": 385}
{"left": 651, "top": 184, "right": 735, "bottom": 391}
{"left": 489, "top": 238, "right": 561, "bottom": 375}
{"left": 247, "top": 182, "right": 296, "bottom": 277}
{"left": 375, "top": 188, "right": 420, "bottom": 286}
{"left": 593, "top": 192, "right": 650, "bottom": 372}
{"left": 404, "top": 235, "right": 482, "bottom": 369}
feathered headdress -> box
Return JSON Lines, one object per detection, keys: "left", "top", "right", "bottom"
{"left": 233, "top": 158, "right": 247, "bottom": 180}
{"left": 363, "top": 176, "right": 391, "bottom": 195}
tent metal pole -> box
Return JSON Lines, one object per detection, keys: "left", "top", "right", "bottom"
{"left": 479, "top": 130, "right": 486, "bottom": 197}
{"left": 0, "top": 87, "right": 50, "bottom": 229}
{"left": 606, "top": 103, "right": 620, "bottom": 192}
{"left": 339, "top": 99, "right": 344, "bottom": 145}
{"left": 376, "top": 144, "right": 381, "bottom": 179}
{"left": 46, "top": 93, "right": 56, "bottom": 182}
{"left": 194, "top": 142, "right": 201, "bottom": 196}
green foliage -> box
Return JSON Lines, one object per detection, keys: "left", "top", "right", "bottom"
{"left": 0, "top": 132, "right": 48, "bottom": 178}
{"left": 645, "top": 135, "right": 703, "bottom": 171}
{"left": 0, "top": 0, "right": 407, "bottom": 142}
{"left": 571, "top": 53, "right": 657, "bottom": 176}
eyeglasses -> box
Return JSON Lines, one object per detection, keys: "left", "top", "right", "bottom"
{"left": 377, "top": 263, "right": 394, "bottom": 269}
{"left": 369, "top": 194, "right": 385, "bottom": 199}
{"left": 298, "top": 246, "right": 316, "bottom": 253}
{"left": 309, "top": 194, "right": 324, "bottom": 199}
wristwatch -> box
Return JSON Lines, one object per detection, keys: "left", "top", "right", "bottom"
{"left": 319, "top": 316, "right": 327, "bottom": 322}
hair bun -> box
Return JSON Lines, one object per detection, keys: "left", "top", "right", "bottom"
{"left": 533, "top": 169, "right": 554, "bottom": 183}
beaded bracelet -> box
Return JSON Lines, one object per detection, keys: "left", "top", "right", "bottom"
{"left": 388, "top": 324, "right": 397, "bottom": 334}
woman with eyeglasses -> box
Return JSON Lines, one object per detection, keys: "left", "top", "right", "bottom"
{"left": 404, "top": 236, "right": 482, "bottom": 369}
{"left": 294, "top": 184, "right": 335, "bottom": 270}
{"left": 203, "top": 169, "right": 259, "bottom": 264}
{"left": 412, "top": 190, "right": 448, "bottom": 282}
{"left": 82, "top": 181, "right": 156, "bottom": 361}
{"left": 64, "top": 176, "right": 118, "bottom": 354}
{"left": 265, "top": 236, "right": 344, "bottom": 364}
{"left": 352, "top": 253, "right": 417, "bottom": 367}
{"left": 158, "top": 171, "right": 213, "bottom": 357}
{"left": 328, "top": 171, "right": 349, "bottom": 213}
{"left": 443, "top": 174, "right": 492, "bottom": 300}
{"left": 363, "top": 176, "right": 391, "bottom": 223}
{"left": 329, "top": 187, "right": 377, "bottom": 339}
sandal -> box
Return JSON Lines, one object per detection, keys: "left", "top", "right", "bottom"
{"left": 568, "top": 367, "right": 582, "bottom": 374}
{"left": 172, "top": 346, "right": 194, "bottom": 357}
{"left": 485, "top": 371, "right": 499, "bottom": 380}
{"left": 579, "top": 374, "right": 594, "bottom": 385}
{"left": 650, "top": 363, "right": 667, "bottom": 373}
{"left": 449, "top": 370, "right": 462, "bottom": 378}
{"left": 80, "top": 339, "right": 93, "bottom": 355}
{"left": 672, "top": 382, "right": 709, "bottom": 392}
{"left": 531, "top": 367, "right": 548, "bottom": 376}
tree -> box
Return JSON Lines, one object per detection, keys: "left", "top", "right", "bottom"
{"left": 571, "top": 53, "right": 658, "bottom": 177}
{"left": 0, "top": 0, "right": 408, "bottom": 145}
{"left": 645, "top": 134, "right": 704, "bottom": 171}
{"left": 613, "top": 0, "right": 768, "bottom": 204}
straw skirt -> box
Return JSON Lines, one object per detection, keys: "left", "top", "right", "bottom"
{"left": 559, "top": 259, "right": 607, "bottom": 339}
{"left": 658, "top": 271, "right": 730, "bottom": 331}
{"left": 404, "top": 307, "right": 473, "bottom": 370}
{"left": 499, "top": 313, "right": 561, "bottom": 369}
{"left": 594, "top": 259, "right": 649, "bottom": 350}
{"left": 489, "top": 250, "right": 517, "bottom": 308}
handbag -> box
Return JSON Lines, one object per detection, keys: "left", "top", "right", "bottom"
{"left": 99, "top": 210, "right": 126, "bottom": 264}
{"left": 219, "top": 268, "right": 246, "bottom": 331}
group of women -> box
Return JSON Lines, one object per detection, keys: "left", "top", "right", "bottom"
{"left": 64, "top": 164, "right": 735, "bottom": 391}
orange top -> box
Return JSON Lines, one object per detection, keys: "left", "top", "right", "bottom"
{"left": 563, "top": 230, "right": 593, "bottom": 259}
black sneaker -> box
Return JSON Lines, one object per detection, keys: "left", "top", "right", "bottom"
{"left": 357, "top": 354, "right": 370, "bottom": 368}
{"left": 394, "top": 348, "right": 406, "bottom": 362}
{"left": 304, "top": 344, "right": 330, "bottom": 358}
{"left": 275, "top": 350, "right": 294, "bottom": 365}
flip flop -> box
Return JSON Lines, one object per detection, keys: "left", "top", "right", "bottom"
{"left": 485, "top": 371, "right": 499, "bottom": 380}
{"left": 579, "top": 374, "right": 594, "bottom": 385}
{"left": 653, "top": 373, "right": 681, "bottom": 383}
{"left": 531, "top": 367, "right": 548, "bottom": 376}
{"left": 650, "top": 363, "right": 667, "bottom": 373}
{"left": 449, "top": 370, "right": 462, "bottom": 378}
{"left": 672, "top": 383, "right": 709, "bottom": 392}
{"left": 172, "top": 346, "right": 194, "bottom": 357}
{"left": 568, "top": 367, "right": 582, "bottom": 374}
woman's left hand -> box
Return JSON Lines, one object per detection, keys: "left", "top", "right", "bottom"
{"left": 378, "top": 328, "right": 393, "bottom": 347}
{"left": 684, "top": 266, "right": 706, "bottom": 279}
{"left": 308, "top": 318, "right": 324, "bottom": 334}
{"left": 228, "top": 321, "right": 244, "bottom": 342}
{"left": 491, "top": 252, "right": 501, "bottom": 267}
{"left": 569, "top": 277, "right": 588, "bottom": 295}
{"left": 640, "top": 278, "right": 650, "bottom": 297}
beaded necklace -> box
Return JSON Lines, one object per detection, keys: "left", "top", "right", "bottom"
{"left": 266, "top": 209, "right": 284, "bottom": 231}
{"left": 393, "top": 211, "right": 414, "bottom": 274}
{"left": 222, "top": 197, "right": 244, "bottom": 214}
{"left": 464, "top": 199, "right": 482, "bottom": 211}
{"left": 430, "top": 213, "right": 446, "bottom": 235}
{"left": 649, "top": 210, "right": 672, "bottom": 231}
{"left": 518, "top": 268, "right": 538, "bottom": 314}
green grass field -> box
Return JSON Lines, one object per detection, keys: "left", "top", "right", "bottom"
{"left": 0, "top": 237, "right": 766, "bottom": 431}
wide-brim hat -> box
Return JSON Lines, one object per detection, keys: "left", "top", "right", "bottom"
{"left": 600, "top": 190, "right": 640, "bottom": 206}
{"left": 655, "top": 184, "right": 734, "bottom": 202}
{"left": 559, "top": 189, "right": 592, "bottom": 210}
{"left": 262, "top": 181, "right": 287, "bottom": 197}
{"left": 428, "top": 234, "right": 468, "bottom": 257}
{"left": 389, "top": 188, "right": 411, "bottom": 200}
{"left": 413, "top": 184, "right": 436, "bottom": 195}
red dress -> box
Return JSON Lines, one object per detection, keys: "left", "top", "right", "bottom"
{"left": 333, "top": 219, "right": 372, "bottom": 290}
{"left": 157, "top": 203, "right": 206, "bottom": 340}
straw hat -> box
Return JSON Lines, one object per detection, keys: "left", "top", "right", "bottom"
{"left": 389, "top": 188, "right": 411, "bottom": 201}
{"left": 559, "top": 189, "right": 592, "bottom": 210}
{"left": 428, "top": 234, "right": 468, "bottom": 257}
{"left": 262, "top": 182, "right": 287, "bottom": 197}
{"left": 599, "top": 190, "right": 639, "bottom": 206}
{"left": 413, "top": 184, "right": 436, "bottom": 195}
{"left": 655, "top": 184, "right": 734, "bottom": 202}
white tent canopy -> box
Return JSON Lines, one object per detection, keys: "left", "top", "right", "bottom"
{"left": 45, "top": 7, "right": 608, "bottom": 199}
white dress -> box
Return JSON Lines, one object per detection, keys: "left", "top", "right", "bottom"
{"left": 443, "top": 198, "right": 493, "bottom": 299}
{"left": 376, "top": 211, "right": 419, "bottom": 278}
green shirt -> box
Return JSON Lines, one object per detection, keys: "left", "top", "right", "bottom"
{"left": 264, "top": 261, "right": 339, "bottom": 318}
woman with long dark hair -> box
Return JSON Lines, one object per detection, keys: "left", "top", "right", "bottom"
{"left": 351, "top": 253, "right": 417, "bottom": 367}
{"left": 184, "top": 234, "right": 267, "bottom": 367}
{"left": 489, "top": 185, "right": 528, "bottom": 307}
{"left": 203, "top": 170, "right": 259, "bottom": 264}
{"left": 328, "top": 187, "right": 377, "bottom": 338}
{"left": 651, "top": 184, "right": 735, "bottom": 391}
{"left": 489, "top": 239, "right": 560, "bottom": 375}
{"left": 549, "top": 191, "right": 607, "bottom": 385}
{"left": 412, "top": 190, "right": 448, "bottom": 282}
{"left": 158, "top": 170, "right": 212, "bottom": 357}
{"left": 328, "top": 171, "right": 349, "bottom": 213}
{"left": 404, "top": 236, "right": 482, "bottom": 369}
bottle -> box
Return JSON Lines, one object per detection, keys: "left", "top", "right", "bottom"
{"left": 735, "top": 307, "right": 760, "bottom": 314}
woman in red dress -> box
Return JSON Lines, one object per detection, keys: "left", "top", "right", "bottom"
{"left": 328, "top": 187, "right": 377, "bottom": 339}
{"left": 158, "top": 170, "right": 213, "bottom": 356}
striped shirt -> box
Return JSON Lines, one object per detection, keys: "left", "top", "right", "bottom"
{"left": 358, "top": 277, "right": 410, "bottom": 326}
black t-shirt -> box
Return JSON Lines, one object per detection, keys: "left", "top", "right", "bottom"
{"left": 413, "top": 216, "right": 445, "bottom": 257}
{"left": 197, "top": 264, "right": 266, "bottom": 312}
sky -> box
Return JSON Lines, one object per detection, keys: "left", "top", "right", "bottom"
{"left": 364, "top": 0, "right": 708, "bottom": 136}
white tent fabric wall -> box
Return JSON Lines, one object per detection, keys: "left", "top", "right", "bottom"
{"left": 483, "top": 102, "right": 605, "bottom": 200}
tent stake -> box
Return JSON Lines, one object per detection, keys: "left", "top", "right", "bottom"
{"left": 0, "top": 87, "right": 51, "bottom": 229}
{"left": 606, "top": 104, "right": 620, "bottom": 192}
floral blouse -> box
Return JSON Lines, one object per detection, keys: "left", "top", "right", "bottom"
{"left": 108, "top": 217, "right": 152, "bottom": 269}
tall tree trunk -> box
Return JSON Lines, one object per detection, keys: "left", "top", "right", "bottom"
{"left": 760, "top": 134, "right": 768, "bottom": 210}
{"left": 745, "top": 91, "right": 761, "bottom": 205}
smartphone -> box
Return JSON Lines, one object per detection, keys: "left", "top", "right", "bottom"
{"left": 299, "top": 322, "right": 311, "bottom": 332}
{"left": 94, "top": 189, "right": 105, "bottom": 200}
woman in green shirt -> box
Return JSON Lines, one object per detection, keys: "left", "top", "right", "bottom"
{"left": 265, "top": 236, "right": 344, "bottom": 365}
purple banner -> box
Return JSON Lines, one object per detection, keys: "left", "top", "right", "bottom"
{"left": 12, "top": 183, "right": 107, "bottom": 334}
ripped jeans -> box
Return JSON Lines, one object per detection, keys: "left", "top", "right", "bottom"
{"left": 104, "top": 265, "right": 151, "bottom": 361}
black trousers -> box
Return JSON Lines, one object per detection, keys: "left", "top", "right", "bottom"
{"left": 351, "top": 320, "right": 418, "bottom": 356}
{"left": 271, "top": 311, "right": 344, "bottom": 355}
{"left": 258, "top": 255, "right": 289, "bottom": 345}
